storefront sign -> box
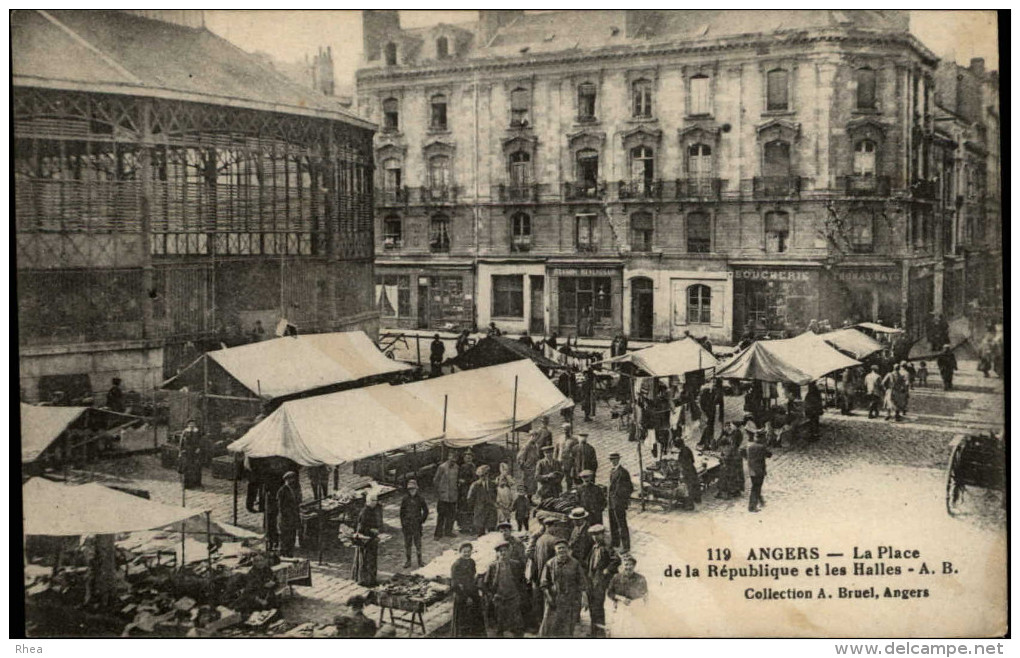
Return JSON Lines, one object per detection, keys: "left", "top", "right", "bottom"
{"left": 833, "top": 269, "right": 899, "bottom": 283}
{"left": 551, "top": 267, "right": 620, "bottom": 277}
{"left": 733, "top": 269, "right": 813, "bottom": 281}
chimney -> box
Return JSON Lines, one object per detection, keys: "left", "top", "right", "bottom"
{"left": 969, "top": 58, "right": 985, "bottom": 77}
{"left": 479, "top": 10, "right": 523, "bottom": 44}
{"left": 362, "top": 10, "right": 400, "bottom": 62}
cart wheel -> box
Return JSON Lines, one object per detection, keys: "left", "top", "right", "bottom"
{"left": 945, "top": 442, "right": 965, "bottom": 516}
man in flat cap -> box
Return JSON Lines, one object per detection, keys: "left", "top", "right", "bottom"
{"left": 468, "top": 464, "right": 497, "bottom": 536}
{"left": 539, "top": 539, "right": 588, "bottom": 637}
{"left": 497, "top": 521, "right": 526, "bottom": 580}
{"left": 534, "top": 415, "right": 553, "bottom": 451}
{"left": 536, "top": 446, "right": 563, "bottom": 499}
{"left": 607, "top": 452, "right": 634, "bottom": 552}
{"left": 276, "top": 471, "right": 302, "bottom": 557}
{"left": 576, "top": 469, "right": 606, "bottom": 526}
{"left": 399, "top": 479, "right": 429, "bottom": 568}
{"left": 482, "top": 541, "right": 524, "bottom": 637}
{"left": 559, "top": 425, "right": 579, "bottom": 486}
{"left": 567, "top": 507, "right": 593, "bottom": 563}
{"left": 572, "top": 433, "right": 598, "bottom": 486}
{"left": 585, "top": 524, "right": 620, "bottom": 637}
{"left": 433, "top": 451, "right": 460, "bottom": 539}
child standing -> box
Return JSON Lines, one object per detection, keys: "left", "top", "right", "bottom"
{"left": 917, "top": 361, "right": 929, "bottom": 387}
{"left": 512, "top": 484, "right": 532, "bottom": 532}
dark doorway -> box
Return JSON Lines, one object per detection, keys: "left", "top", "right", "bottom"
{"left": 631, "top": 277, "right": 654, "bottom": 340}
{"left": 529, "top": 275, "right": 545, "bottom": 335}
{"left": 417, "top": 282, "right": 430, "bottom": 329}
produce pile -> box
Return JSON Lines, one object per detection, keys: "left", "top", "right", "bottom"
{"left": 538, "top": 490, "right": 580, "bottom": 514}
{"left": 374, "top": 573, "right": 450, "bottom": 606}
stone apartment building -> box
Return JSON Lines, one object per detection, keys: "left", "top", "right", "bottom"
{"left": 357, "top": 9, "right": 988, "bottom": 344}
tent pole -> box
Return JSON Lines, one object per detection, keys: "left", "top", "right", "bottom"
{"left": 442, "top": 394, "right": 448, "bottom": 433}
{"left": 509, "top": 376, "right": 519, "bottom": 475}
{"left": 633, "top": 376, "right": 645, "bottom": 511}
{"left": 416, "top": 335, "right": 422, "bottom": 366}
{"left": 318, "top": 494, "right": 324, "bottom": 566}
{"left": 206, "top": 511, "right": 213, "bottom": 579}
{"left": 232, "top": 454, "right": 239, "bottom": 526}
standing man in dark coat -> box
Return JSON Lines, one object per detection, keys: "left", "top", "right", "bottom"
{"left": 937, "top": 345, "right": 958, "bottom": 391}
{"left": 575, "top": 470, "right": 606, "bottom": 526}
{"left": 450, "top": 543, "right": 485, "bottom": 637}
{"left": 429, "top": 334, "right": 445, "bottom": 377}
{"left": 803, "top": 382, "right": 824, "bottom": 441}
{"left": 697, "top": 384, "right": 716, "bottom": 448}
{"left": 585, "top": 524, "right": 619, "bottom": 638}
{"left": 457, "top": 451, "right": 478, "bottom": 532}
{"left": 516, "top": 430, "right": 542, "bottom": 496}
{"left": 178, "top": 419, "right": 203, "bottom": 489}
{"left": 572, "top": 433, "right": 598, "bottom": 485}
{"left": 581, "top": 368, "right": 596, "bottom": 421}
{"left": 740, "top": 434, "right": 773, "bottom": 513}
{"left": 277, "top": 471, "right": 302, "bottom": 557}
{"left": 539, "top": 540, "right": 588, "bottom": 637}
{"left": 433, "top": 452, "right": 460, "bottom": 538}
{"left": 536, "top": 446, "right": 563, "bottom": 499}
{"left": 567, "top": 508, "right": 593, "bottom": 563}
{"left": 467, "top": 465, "right": 497, "bottom": 536}
{"left": 482, "top": 541, "right": 525, "bottom": 637}
{"left": 399, "top": 479, "right": 429, "bottom": 568}
{"left": 106, "top": 378, "right": 125, "bottom": 413}
{"left": 607, "top": 452, "right": 634, "bottom": 552}
{"left": 533, "top": 416, "right": 553, "bottom": 450}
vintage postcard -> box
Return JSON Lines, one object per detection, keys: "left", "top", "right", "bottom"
{"left": 14, "top": 9, "right": 1005, "bottom": 640}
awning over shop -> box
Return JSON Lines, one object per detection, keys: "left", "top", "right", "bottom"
{"left": 22, "top": 478, "right": 208, "bottom": 536}
{"left": 162, "top": 331, "right": 411, "bottom": 400}
{"left": 20, "top": 404, "right": 88, "bottom": 463}
{"left": 818, "top": 328, "right": 885, "bottom": 359}
{"left": 605, "top": 337, "right": 718, "bottom": 377}
{"left": 446, "top": 336, "right": 564, "bottom": 372}
{"left": 715, "top": 335, "right": 861, "bottom": 384}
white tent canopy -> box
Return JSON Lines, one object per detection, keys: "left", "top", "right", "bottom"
{"left": 854, "top": 322, "right": 905, "bottom": 335}
{"left": 715, "top": 334, "right": 861, "bottom": 384}
{"left": 163, "top": 331, "right": 411, "bottom": 400}
{"left": 818, "top": 328, "right": 885, "bottom": 359}
{"left": 22, "top": 478, "right": 208, "bottom": 536}
{"left": 606, "top": 337, "right": 718, "bottom": 377}
{"left": 20, "top": 404, "right": 88, "bottom": 463}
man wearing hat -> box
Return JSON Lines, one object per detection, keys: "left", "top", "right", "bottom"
{"left": 498, "top": 521, "right": 527, "bottom": 578}
{"left": 106, "top": 377, "right": 125, "bottom": 413}
{"left": 178, "top": 418, "right": 203, "bottom": 489}
{"left": 534, "top": 415, "right": 553, "bottom": 451}
{"left": 399, "top": 479, "right": 429, "bottom": 568}
{"left": 516, "top": 430, "right": 542, "bottom": 496}
{"left": 457, "top": 451, "right": 478, "bottom": 532}
{"left": 429, "top": 333, "right": 445, "bottom": 378}
{"left": 536, "top": 446, "right": 563, "bottom": 499}
{"left": 576, "top": 470, "right": 606, "bottom": 526}
{"left": 863, "top": 364, "right": 883, "bottom": 419}
{"left": 539, "top": 539, "right": 588, "bottom": 637}
{"left": 585, "top": 524, "right": 619, "bottom": 637}
{"left": 740, "top": 431, "right": 773, "bottom": 513}
{"left": 936, "top": 344, "right": 958, "bottom": 391}
{"left": 433, "top": 452, "right": 460, "bottom": 539}
{"left": 276, "top": 471, "right": 302, "bottom": 557}
{"left": 482, "top": 540, "right": 524, "bottom": 637}
{"left": 467, "top": 464, "right": 497, "bottom": 536}
{"left": 567, "top": 507, "right": 593, "bottom": 563}
{"left": 572, "top": 432, "right": 598, "bottom": 486}
{"left": 607, "top": 452, "right": 634, "bottom": 552}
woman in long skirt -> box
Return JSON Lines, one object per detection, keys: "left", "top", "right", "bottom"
{"left": 450, "top": 543, "right": 486, "bottom": 637}
{"left": 351, "top": 492, "right": 383, "bottom": 586}
{"left": 495, "top": 462, "right": 516, "bottom": 524}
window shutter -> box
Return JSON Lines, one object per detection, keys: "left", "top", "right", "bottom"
{"left": 710, "top": 281, "right": 725, "bottom": 327}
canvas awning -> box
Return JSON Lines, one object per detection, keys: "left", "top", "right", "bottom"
{"left": 446, "top": 336, "right": 564, "bottom": 372}
{"left": 606, "top": 337, "right": 718, "bottom": 377}
{"left": 818, "top": 328, "right": 885, "bottom": 359}
{"left": 19, "top": 404, "right": 88, "bottom": 463}
{"left": 22, "top": 478, "right": 208, "bottom": 536}
{"left": 715, "top": 335, "right": 861, "bottom": 384}
{"left": 162, "top": 331, "right": 410, "bottom": 400}
{"left": 854, "top": 322, "right": 905, "bottom": 335}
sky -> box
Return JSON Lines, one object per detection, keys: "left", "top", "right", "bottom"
{"left": 204, "top": 10, "right": 1000, "bottom": 93}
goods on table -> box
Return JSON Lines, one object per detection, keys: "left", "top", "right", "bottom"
{"left": 413, "top": 531, "right": 506, "bottom": 581}
{"left": 244, "top": 608, "right": 278, "bottom": 628}
{"left": 538, "top": 490, "right": 580, "bottom": 514}
{"left": 375, "top": 573, "right": 450, "bottom": 607}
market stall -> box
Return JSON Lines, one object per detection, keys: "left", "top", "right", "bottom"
{"left": 446, "top": 336, "right": 564, "bottom": 374}
{"left": 21, "top": 403, "right": 147, "bottom": 474}
{"left": 818, "top": 328, "right": 885, "bottom": 360}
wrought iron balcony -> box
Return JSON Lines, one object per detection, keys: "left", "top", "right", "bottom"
{"left": 382, "top": 235, "right": 403, "bottom": 250}
{"left": 421, "top": 185, "right": 458, "bottom": 205}
{"left": 840, "top": 175, "right": 891, "bottom": 197}
{"left": 618, "top": 179, "right": 662, "bottom": 200}
{"left": 563, "top": 181, "right": 606, "bottom": 201}
{"left": 511, "top": 236, "right": 532, "bottom": 253}
{"left": 752, "top": 176, "right": 802, "bottom": 198}
{"left": 376, "top": 186, "right": 408, "bottom": 206}
{"left": 676, "top": 178, "right": 723, "bottom": 200}
{"left": 499, "top": 183, "right": 539, "bottom": 203}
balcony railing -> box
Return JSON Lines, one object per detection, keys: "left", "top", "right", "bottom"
{"left": 499, "top": 183, "right": 539, "bottom": 203}
{"left": 511, "top": 236, "right": 532, "bottom": 253}
{"left": 382, "top": 235, "right": 403, "bottom": 250}
{"left": 563, "top": 181, "right": 606, "bottom": 200}
{"left": 376, "top": 186, "right": 409, "bottom": 206}
{"left": 840, "top": 175, "right": 891, "bottom": 197}
{"left": 677, "top": 178, "right": 723, "bottom": 200}
{"left": 753, "top": 176, "right": 802, "bottom": 198}
{"left": 576, "top": 241, "right": 599, "bottom": 253}
{"left": 422, "top": 185, "right": 458, "bottom": 205}
{"left": 618, "top": 180, "right": 662, "bottom": 200}
{"left": 910, "top": 179, "right": 937, "bottom": 199}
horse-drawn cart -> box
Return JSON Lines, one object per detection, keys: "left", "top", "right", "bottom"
{"left": 946, "top": 432, "right": 1006, "bottom": 516}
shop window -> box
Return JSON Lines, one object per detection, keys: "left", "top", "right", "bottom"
{"left": 382, "top": 98, "right": 399, "bottom": 132}
{"left": 632, "top": 79, "right": 653, "bottom": 118}
{"left": 428, "top": 155, "right": 451, "bottom": 189}
{"left": 576, "top": 149, "right": 599, "bottom": 190}
{"left": 376, "top": 274, "right": 410, "bottom": 317}
{"left": 856, "top": 67, "right": 877, "bottom": 110}
{"left": 511, "top": 212, "right": 532, "bottom": 252}
{"left": 688, "top": 143, "right": 713, "bottom": 179}
{"left": 430, "top": 214, "right": 450, "bottom": 252}
{"left": 848, "top": 212, "right": 873, "bottom": 253}
{"left": 688, "top": 284, "right": 712, "bottom": 324}
{"left": 765, "top": 211, "right": 790, "bottom": 253}
{"left": 382, "top": 158, "right": 402, "bottom": 191}
{"left": 630, "top": 146, "right": 655, "bottom": 188}
{"left": 853, "top": 140, "right": 877, "bottom": 177}
{"left": 430, "top": 94, "right": 448, "bottom": 131}
{"left": 578, "top": 82, "right": 597, "bottom": 121}
{"left": 436, "top": 37, "right": 449, "bottom": 59}
{"left": 576, "top": 213, "right": 598, "bottom": 251}
{"left": 690, "top": 74, "right": 711, "bottom": 116}
{"left": 631, "top": 212, "right": 653, "bottom": 252}
{"left": 509, "top": 151, "right": 532, "bottom": 187}
{"left": 510, "top": 88, "right": 530, "bottom": 127}
{"left": 763, "top": 140, "right": 791, "bottom": 178}
{"left": 559, "top": 276, "right": 613, "bottom": 333}
{"left": 382, "top": 216, "right": 402, "bottom": 249}
{"left": 384, "top": 42, "right": 397, "bottom": 66}
{"left": 687, "top": 212, "right": 711, "bottom": 253}
{"left": 766, "top": 69, "right": 789, "bottom": 111}
{"left": 492, "top": 274, "right": 524, "bottom": 318}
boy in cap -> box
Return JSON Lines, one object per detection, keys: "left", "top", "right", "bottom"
{"left": 399, "top": 479, "right": 429, "bottom": 568}
{"left": 576, "top": 470, "right": 605, "bottom": 526}
{"left": 512, "top": 483, "right": 532, "bottom": 531}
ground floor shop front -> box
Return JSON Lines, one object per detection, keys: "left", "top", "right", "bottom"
{"left": 375, "top": 262, "right": 475, "bottom": 332}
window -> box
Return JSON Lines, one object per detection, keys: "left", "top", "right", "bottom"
{"left": 631, "top": 212, "right": 653, "bottom": 252}
{"left": 688, "top": 143, "right": 713, "bottom": 179}
{"left": 430, "top": 94, "right": 448, "bottom": 131}
{"left": 578, "top": 83, "right": 597, "bottom": 121}
{"left": 632, "top": 79, "right": 653, "bottom": 118}
{"left": 558, "top": 276, "right": 612, "bottom": 332}
{"left": 765, "top": 211, "right": 790, "bottom": 253}
{"left": 576, "top": 149, "right": 599, "bottom": 189}
{"left": 690, "top": 75, "right": 711, "bottom": 115}
{"left": 856, "top": 67, "right": 877, "bottom": 110}
{"left": 766, "top": 69, "right": 789, "bottom": 111}
{"left": 430, "top": 215, "right": 450, "bottom": 252}
{"left": 853, "top": 140, "right": 877, "bottom": 177}
{"left": 492, "top": 275, "right": 524, "bottom": 318}
{"left": 630, "top": 146, "right": 654, "bottom": 188}
{"left": 510, "top": 88, "right": 530, "bottom": 127}
{"left": 848, "top": 211, "right": 873, "bottom": 253}
{"left": 763, "top": 140, "right": 791, "bottom": 178}
{"left": 382, "top": 158, "right": 402, "bottom": 191}
{"left": 509, "top": 151, "right": 532, "bottom": 187}
{"left": 436, "top": 37, "right": 449, "bottom": 59}
{"left": 382, "top": 98, "right": 399, "bottom": 132}
{"left": 428, "top": 155, "right": 450, "bottom": 189}
{"left": 382, "top": 216, "right": 402, "bottom": 249}
{"left": 687, "top": 285, "right": 712, "bottom": 324}
{"left": 511, "top": 212, "right": 532, "bottom": 252}
{"left": 687, "top": 212, "right": 711, "bottom": 253}
{"left": 376, "top": 275, "right": 410, "bottom": 317}
{"left": 576, "top": 213, "right": 597, "bottom": 251}
{"left": 384, "top": 42, "right": 397, "bottom": 66}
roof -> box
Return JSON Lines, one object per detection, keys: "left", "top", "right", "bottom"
{"left": 446, "top": 336, "right": 563, "bottom": 372}
{"left": 22, "top": 478, "right": 207, "bottom": 536}
{"left": 607, "top": 337, "right": 718, "bottom": 377}
{"left": 12, "top": 9, "right": 373, "bottom": 128}
{"left": 854, "top": 322, "right": 905, "bottom": 335}
{"left": 715, "top": 335, "right": 860, "bottom": 384}
{"left": 163, "top": 331, "right": 411, "bottom": 400}
{"left": 20, "top": 404, "right": 88, "bottom": 463}
{"left": 818, "top": 328, "right": 884, "bottom": 359}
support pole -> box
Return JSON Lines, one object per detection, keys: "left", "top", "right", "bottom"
{"left": 317, "top": 495, "right": 324, "bottom": 566}
{"left": 232, "top": 454, "right": 239, "bottom": 526}
{"left": 416, "top": 335, "right": 422, "bottom": 366}
{"left": 206, "top": 511, "right": 213, "bottom": 579}
{"left": 442, "top": 394, "right": 448, "bottom": 433}
{"left": 509, "top": 376, "right": 519, "bottom": 475}
{"left": 633, "top": 376, "right": 645, "bottom": 511}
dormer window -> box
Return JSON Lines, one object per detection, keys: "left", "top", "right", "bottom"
{"left": 384, "top": 42, "right": 397, "bottom": 66}
{"left": 436, "top": 36, "right": 449, "bottom": 59}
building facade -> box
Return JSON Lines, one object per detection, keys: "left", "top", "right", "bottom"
{"left": 357, "top": 10, "right": 995, "bottom": 344}
{"left": 14, "top": 10, "right": 378, "bottom": 402}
